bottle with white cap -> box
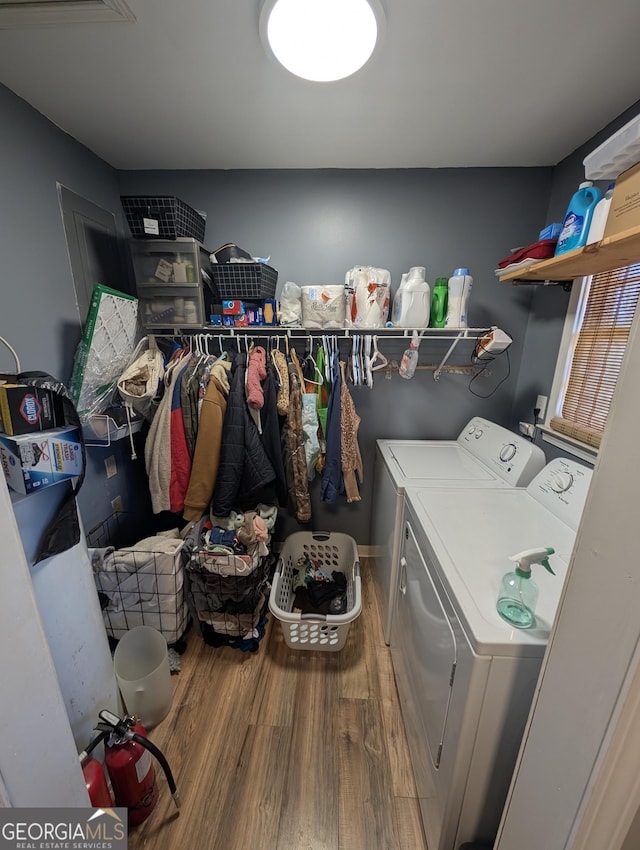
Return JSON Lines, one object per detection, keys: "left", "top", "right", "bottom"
{"left": 586, "top": 182, "right": 615, "bottom": 245}
{"left": 445, "top": 268, "right": 473, "bottom": 329}
{"left": 496, "top": 547, "right": 555, "bottom": 628}
{"left": 554, "top": 181, "right": 603, "bottom": 256}
{"left": 391, "top": 266, "right": 431, "bottom": 328}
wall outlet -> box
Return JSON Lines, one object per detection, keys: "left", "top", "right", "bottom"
{"left": 104, "top": 455, "right": 117, "bottom": 478}
{"left": 535, "top": 394, "right": 548, "bottom": 421}
{"left": 111, "top": 495, "right": 123, "bottom": 516}
{"left": 519, "top": 422, "right": 536, "bottom": 438}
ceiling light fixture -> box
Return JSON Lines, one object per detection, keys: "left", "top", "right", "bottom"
{"left": 260, "top": 0, "right": 382, "bottom": 83}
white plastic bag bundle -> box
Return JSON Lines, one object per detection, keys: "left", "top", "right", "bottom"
{"left": 301, "top": 285, "right": 346, "bottom": 329}
{"left": 279, "top": 281, "right": 302, "bottom": 326}
{"left": 301, "top": 393, "right": 321, "bottom": 480}
{"left": 117, "top": 336, "right": 164, "bottom": 423}
{"left": 344, "top": 266, "right": 391, "bottom": 328}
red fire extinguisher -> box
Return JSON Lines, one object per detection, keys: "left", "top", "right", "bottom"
{"left": 95, "top": 709, "right": 180, "bottom": 828}
{"left": 80, "top": 730, "right": 113, "bottom": 808}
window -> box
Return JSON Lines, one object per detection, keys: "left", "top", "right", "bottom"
{"left": 545, "top": 264, "right": 640, "bottom": 455}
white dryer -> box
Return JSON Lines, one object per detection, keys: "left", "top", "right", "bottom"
{"left": 370, "top": 417, "right": 546, "bottom": 644}
{"left": 392, "top": 457, "right": 592, "bottom": 850}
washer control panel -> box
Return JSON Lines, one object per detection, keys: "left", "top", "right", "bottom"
{"left": 528, "top": 457, "right": 593, "bottom": 531}
{"left": 458, "top": 417, "right": 546, "bottom": 486}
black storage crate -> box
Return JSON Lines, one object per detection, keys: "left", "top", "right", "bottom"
{"left": 211, "top": 263, "right": 278, "bottom": 299}
{"left": 121, "top": 195, "right": 206, "bottom": 242}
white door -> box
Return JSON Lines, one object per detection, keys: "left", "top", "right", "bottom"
{"left": 391, "top": 519, "right": 457, "bottom": 770}
{"left": 0, "top": 476, "right": 89, "bottom": 805}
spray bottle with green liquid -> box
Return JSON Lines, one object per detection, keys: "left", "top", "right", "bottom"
{"left": 496, "top": 547, "right": 555, "bottom": 628}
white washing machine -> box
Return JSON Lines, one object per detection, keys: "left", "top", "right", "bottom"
{"left": 391, "top": 457, "right": 593, "bottom": 850}
{"left": 370, "top": 417, "right": 546, "bottom": 644}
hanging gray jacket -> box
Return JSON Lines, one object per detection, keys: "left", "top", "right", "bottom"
{"left": 212, "top": 353, "right": 276, "bottom": 516}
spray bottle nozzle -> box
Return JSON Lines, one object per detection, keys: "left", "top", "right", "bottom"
{"left": 509, "top": 547, "right": 556, "bottom": 577}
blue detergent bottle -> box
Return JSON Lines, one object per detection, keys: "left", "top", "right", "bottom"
{"left": 555, "top": 181, "right": 603, "bottom": 256}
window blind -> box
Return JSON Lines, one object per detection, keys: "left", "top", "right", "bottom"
{"left": 550, "top": 264, "right": 640, "bottom": 448}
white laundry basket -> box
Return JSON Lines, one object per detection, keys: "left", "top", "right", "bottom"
{"left": 269, "top": 531, "right": 361, "bottom": 651}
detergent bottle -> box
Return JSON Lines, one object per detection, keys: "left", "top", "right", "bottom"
{"left": 555, "top": 181, "right": 603, "bottom": 256}
{"left": 429, "top": 277, "right": 448, "bottom": 328}
{"left": 586, "top": 182, "right": 615, "bottom": 244}
{"left": 496, "top": 547, "right": 555, "bottom": 628}
{"left": 391, "top": 266, "right": 431, "bottom": 328}
{"left": 445, "top": 268, "right": 473, "bottom": 328}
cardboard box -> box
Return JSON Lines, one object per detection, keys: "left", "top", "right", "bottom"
{"left": 222, "top": 299, "right": 245, "bottom": 315}
{"left": 603, "top": 161, "right": 640, "bottom": 239}
{"left": 0, "top": 426, "right": 83, "bottom": 495}
{"left": 0, "top": 384, "right": 64, "bottom": 436}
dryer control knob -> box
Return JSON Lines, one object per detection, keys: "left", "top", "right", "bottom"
{"left": 500, "top": 443, "right": 517, "bottom": 462}
{"left": 467, "top": 425, "right": 476, "bottom": 434}
{"left": 474, "top": 428, "right": 483, "bottom": 439}
{"left": 550, "top": 471, "right": 574, "bottom": 493}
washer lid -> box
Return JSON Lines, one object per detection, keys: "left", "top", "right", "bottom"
{"left": 377, "top": 440, "right": 500, "bottom": 487}
{"left": 404, "top": 487, "right": 578, "bottom": 657}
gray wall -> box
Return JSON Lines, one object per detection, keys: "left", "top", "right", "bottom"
{"left": 118, "top": 167, "right": 552, "bottom": 540}
{"left": 5, "top": 75, "right": 637, "bottom": 545}
{"left": 0, "top": 82, "right": 145, "bottom": 541}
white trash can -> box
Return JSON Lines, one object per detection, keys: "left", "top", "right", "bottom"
{"left": 113, "top": 625, "right": 173, "bottom": 728}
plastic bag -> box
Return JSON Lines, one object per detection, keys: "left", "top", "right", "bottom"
{"left": 344, "top": 266, "right": 391, "bottom": 328}
{"left": 117, "top": 336, "right": 164, "bottom": 423}
{"left": 301, "top": 393, "right": 321, "bottom": 480}
{"left": 301, "top": 285, "right": 346, "bottom": 329}
{"left": 278, "top": 281, "right": 302, "bottom": 327}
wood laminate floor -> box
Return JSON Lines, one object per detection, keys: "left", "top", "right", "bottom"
{"left": 128, "top": 558, "right": 428, "bottom": 850}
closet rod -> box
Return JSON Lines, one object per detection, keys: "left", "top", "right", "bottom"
{"left": 379, "top": 362, "right": 490, "bottom": 377}
{"left": 150, "top": 325, "right": 495, "bottom": 342}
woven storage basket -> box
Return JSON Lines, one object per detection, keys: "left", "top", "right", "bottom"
{"left": 211, "top": 263, "right": 278, "bottom": 300}
{"left": 121, "top": 195, "right": 206, "bottom": 242}
{"left": 269, "top": 531, "right": 361, "bottom": 651}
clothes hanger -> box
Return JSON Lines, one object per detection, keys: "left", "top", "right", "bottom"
{"left": 364, "top": 334, "right": 374, "bottom": 388}
{"left": 322, "top": 335, "right": 331, "bottom": 382}
{"left": 351, "top": 334, "right": 360, "bottom": 386}
{"left": 302, "top": 337, "right": 323, "bottom": 386}
{"left": 370, "top": 335, "right": 389, "bottom": 372}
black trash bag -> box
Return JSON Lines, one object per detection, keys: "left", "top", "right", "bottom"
{"left": 17, "top": 371, "right": 86, "bottom": 564}
{"left": 212, "top": 243, "right": 254, "bottom": 264}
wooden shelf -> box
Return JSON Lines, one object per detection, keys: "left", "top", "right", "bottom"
{"left": 498, "top": 224, "right": 640, "bottom": 283}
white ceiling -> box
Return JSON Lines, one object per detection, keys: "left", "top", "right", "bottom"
{"left": 1, "top": 0, "right": 639, "bottom": 171}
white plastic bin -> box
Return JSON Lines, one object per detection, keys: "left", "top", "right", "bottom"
{"left": 113, "top": 625, "right": 173, "bottom": 728}
{"left": 269, "top": 531, "right": 361, "bottom": 651}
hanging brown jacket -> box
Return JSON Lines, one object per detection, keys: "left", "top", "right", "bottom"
{"left": 183, "top": 361, "right": 231, "bottom": 521}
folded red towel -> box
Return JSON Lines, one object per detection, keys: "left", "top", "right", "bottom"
{"left": 498, "top": 238, "right": 558, "bottom": 269}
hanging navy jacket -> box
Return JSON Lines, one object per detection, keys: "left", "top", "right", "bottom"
{"left": 212, "top": 353, "right": 276, "bottom": 516}
{"left": 261, "top": 359, "right": 288, "bottom": 506}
